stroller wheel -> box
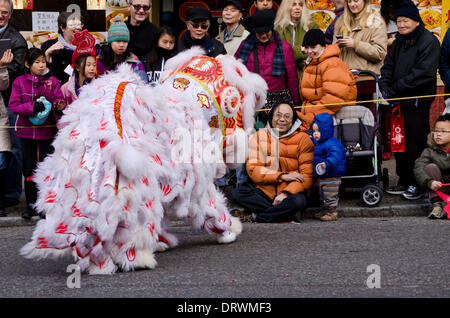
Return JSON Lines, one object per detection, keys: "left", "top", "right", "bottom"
{"left": 361, "top": 184, "right": 383, "bottom": 207}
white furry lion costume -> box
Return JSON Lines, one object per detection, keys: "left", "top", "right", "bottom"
{"left": 20, "top": 48, "right": 267, "bottom": 274}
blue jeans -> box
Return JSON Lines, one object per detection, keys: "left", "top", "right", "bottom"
{"left": 236, "top": 164, "right": 249, "bottom": 184}
{"left": 5, "top": 109, "right": 22, "bottom": 199}
{"left": 0, "top": 151, "right": 6, "bottom": 170}
{"left": 215, "top": 164, "right": 250, "bottom": 187}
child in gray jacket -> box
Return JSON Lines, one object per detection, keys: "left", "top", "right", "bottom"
{"left": 414, "top": 114, "right": 450, "bottom": 219}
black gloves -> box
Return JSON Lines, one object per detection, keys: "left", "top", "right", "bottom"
{"left": 382, "top": 88, "right": 394, "bottom": 100}
{"left": 33, "top": 101, "right": 46, "bottom": 114}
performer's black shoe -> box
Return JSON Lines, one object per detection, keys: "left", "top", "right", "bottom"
{"left": 22, "top": 207, "right": 36, "bottom": 220}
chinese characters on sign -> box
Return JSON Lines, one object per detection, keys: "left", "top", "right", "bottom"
{"left": 32, "top": 12, "right": 59, "bottom": 32}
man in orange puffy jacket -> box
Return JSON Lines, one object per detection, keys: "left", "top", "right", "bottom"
{"left": 231, "top": 102, "right": 314, "bottom": 223}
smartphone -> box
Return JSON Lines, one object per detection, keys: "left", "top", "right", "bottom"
{"left": 336, "top": 35, "right": 343, "bottom": 39}
{"left": 0, "top": 38, "right": 11, "bottom": 58}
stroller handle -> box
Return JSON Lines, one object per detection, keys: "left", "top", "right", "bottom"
{"left": 350, "top": 69, "right": 379, "bottom": 83}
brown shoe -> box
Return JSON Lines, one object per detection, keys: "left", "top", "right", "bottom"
{"left": 314, "top": 211, "right": 326, "bottom": 219}
{"left": 320, "top": 211, "right": 338, "bottom": 221}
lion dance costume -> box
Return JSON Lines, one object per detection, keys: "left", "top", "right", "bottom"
{"left": 20, "top": 48, "right": 267, "bottom": 274}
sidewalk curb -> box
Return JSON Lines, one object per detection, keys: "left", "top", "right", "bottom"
{"left": 0, "top": 203, "right": 431, "bottom": 228}
{"left": 315, "top": 203, "right": 430, "bottom": 218}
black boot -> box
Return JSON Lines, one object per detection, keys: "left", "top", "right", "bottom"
{"left": 22, "top": 206, "right": 36, "bottom": 220}
{"left": 22, "top": 177, "right": 37, "bottom": 220}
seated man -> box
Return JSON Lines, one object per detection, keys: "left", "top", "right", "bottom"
{"left": 231, "top": 102, "right": 314, "bottom": 223}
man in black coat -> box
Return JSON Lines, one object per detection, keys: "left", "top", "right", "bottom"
{"left": 0, "top": 0, "right": 27, "bottom": 209}
{"left": 380, "top": 0, "right": 440, "bottom": 200}
{"left": 178, "top": 7, "right": 227, "bottom": 58}
{"left": 125, "top": 0, "right": 159, "bottom": 61}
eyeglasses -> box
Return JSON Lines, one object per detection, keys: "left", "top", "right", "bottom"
{"left": 274, "top": 113, "right": 292, "bottom": 121}
{"left": 432, "top": 130, "right": 450, "bottom": 135}
{"left": 132, "top": 4, "right": 151, "bottom": 12}
{"left": 67, "top": 22, "right": 83, "bottom": 29}
{"left": 67, "top": 23, "right": 84, "bottom": 28}
{"left": 189, "top": 21, "right": 209, "bottom": 30}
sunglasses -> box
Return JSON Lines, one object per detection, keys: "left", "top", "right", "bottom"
{"left": 189, "top": 22, "right": 209, "bottom": 30}
{"left": 132, "top": 4, "right": 151, "bottom": 11}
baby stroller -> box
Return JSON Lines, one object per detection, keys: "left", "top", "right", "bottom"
{"left": 332, "top": 70, "right": 388, "bottom": 206}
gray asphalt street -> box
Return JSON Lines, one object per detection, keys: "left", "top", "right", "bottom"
{"left": 1, "top": 217, "right": 449, "bottom": 299}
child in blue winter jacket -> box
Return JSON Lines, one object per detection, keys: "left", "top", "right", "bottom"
{"left": 312, "top": 112, "right": 346, "bottom": 221}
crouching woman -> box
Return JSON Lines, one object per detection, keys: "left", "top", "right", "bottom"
{"left": 231, "top": 101, "right": 314, "bottom": 223}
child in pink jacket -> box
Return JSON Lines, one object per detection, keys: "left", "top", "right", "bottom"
{"left": 9, "top": 48, "right": 66, "bottom": 219}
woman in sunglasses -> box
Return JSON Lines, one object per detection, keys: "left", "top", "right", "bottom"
{"left": 178, "top": 6, "right": 227, "bottom": 58}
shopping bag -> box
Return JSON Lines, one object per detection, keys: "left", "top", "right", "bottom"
{"left": 390, "top": 105, "right": 405, "bottom": 152}
{"left": 383, "top": 104, "right": 392, "bottom": 160}
{"left": 433, "top": 190, "right": 450, "bottom": 219}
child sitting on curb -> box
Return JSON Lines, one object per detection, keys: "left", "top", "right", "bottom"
{"left": 312, "top": 112, "right": 346, "bottom": 221}
{"left": 414, "top": 114, "right": 450, "bottom": 219}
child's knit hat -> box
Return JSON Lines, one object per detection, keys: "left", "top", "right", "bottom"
{"left": 395, "top": 0, "right": 422, "bottom": 24}
{"left": 108, "top": 16, "right": 130, "bottom": 44}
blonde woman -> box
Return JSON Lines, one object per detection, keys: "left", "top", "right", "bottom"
{"left": 275, "top": 0, "right": 320, "bottom": 81}
{"left": 334, "top": 0, "right": 387, "bottom": 103}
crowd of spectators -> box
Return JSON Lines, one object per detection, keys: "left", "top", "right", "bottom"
{"left": 0, "top": 0, "right": 447, "bottom": 222}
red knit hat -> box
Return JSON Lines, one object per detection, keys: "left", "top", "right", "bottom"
{"left": 71, "top": 30, "right": 96, "bottom": 68}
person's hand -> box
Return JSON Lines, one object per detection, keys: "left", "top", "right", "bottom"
{"left": 320, "top": 162, "right": 326, "bottom": 169}
{"left": 382, "top": 88, "right": 394, "bottom": 100}
{"left": 280, "top": 172, "right": 305, "bottom": 183}
{"left": 33, "top": 101, "right": 46, "bottom": 114}
{"left": 336, "top": 36, "right": 354, "bottom": 48}
{"left": 387, "top": 37, "right": 395, "bottom": 47}
{"left": 0, "top": 49, "right": 13, "bottom": 67}
{"left": 273, "top": 192, "right": 288, "bottom": 205}
{"left": 45, "top": 42, "right": 64, "bottom": 62}
{"left": 430, "top": 180, "right": 442, "bottom": 192}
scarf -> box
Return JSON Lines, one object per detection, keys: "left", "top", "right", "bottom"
{"left": 156, "top": 47, "right": 175, "bottom": 59}
{"left": 183, "top": 33, "right": 216, "bottom": 56}
{"left": 58, "top": 33, "right": 76, "bottom": 51}
{"left": 224, "top": 24, "right": 239, "bottom": 42}
{"left": 237, "top": 31, "right": 285, "bottom": 76}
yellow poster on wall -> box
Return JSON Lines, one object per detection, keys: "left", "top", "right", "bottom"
{"left": 13, "top": 0, "right": 23, "bottom": 10}
{"left": 87, "top": 0, "right": 106, "bottom": 10}
{"left": 414, "top": 0, "right": 442, "bottom": 41}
